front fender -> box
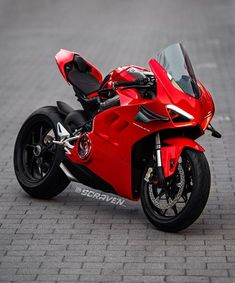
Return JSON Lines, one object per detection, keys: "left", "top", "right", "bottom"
{"left": 161, "top": 137, "right": 204, "bottom": 178}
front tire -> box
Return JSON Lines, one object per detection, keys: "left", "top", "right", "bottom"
{"left": 141, "top": 148, "right": 211, "bottom": 232}
{"left": 14, "top": 106, "right": 70, "bottom": 199}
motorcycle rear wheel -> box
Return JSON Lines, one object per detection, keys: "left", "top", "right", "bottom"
{"left": 14, "top": 106, "right": 70, "bottom": 199}
{"left": 141, "top": 148, "right": 210, "bottom": 232}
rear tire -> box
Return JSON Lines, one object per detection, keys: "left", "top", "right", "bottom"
{"left": 14, "top": 106, "right": 70, "bottom": 199}
{"left": 141, "top": 148, "right": 210, "bottom": 232}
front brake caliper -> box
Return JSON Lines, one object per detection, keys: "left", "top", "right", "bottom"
{"left": 144, "top": 167, "right": 153, "bottom": 182}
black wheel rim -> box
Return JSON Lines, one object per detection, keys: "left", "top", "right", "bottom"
{"left": 145, "top": 153, "right": 194, "bottom": 219}
{"left": 21, "top": 120, "right": 56, "bottom": 183}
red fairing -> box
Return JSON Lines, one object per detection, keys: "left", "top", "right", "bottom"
{"left": 148, "top": 58, "right": 214, "bottom": 129}
{"left": 161, "top": 137, "right": 204, "bottom": 178}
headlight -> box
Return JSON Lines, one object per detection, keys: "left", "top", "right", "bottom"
{"left": 166, "top": 104, "right": 194, "bottom": 122}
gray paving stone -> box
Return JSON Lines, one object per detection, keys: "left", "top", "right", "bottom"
{"left": 211, "top": 278, "right": 234, "bottom": 283}
{"left": 166, "top": 275, "right": 210, "bottom": 282}
{"left": 0, "top": 274, "right": 37, "bottom": 282}
{"left": 37, "top": 274, "right": 79, "bottom": 281}
{"left": 80, "top": 275, "right": 122, "bottom": 282}
{"left": 122, "top": 275, "right": 165, "bottom": 282}
{"left": 187, "top": 269, "right": 229, "bottom": 277}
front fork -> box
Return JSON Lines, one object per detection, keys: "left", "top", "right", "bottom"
{"left": 154, "top": 133, "right": 165, "bottom": 183}
{"left": 144, "top": 133, "right": 165, "bottom": 184}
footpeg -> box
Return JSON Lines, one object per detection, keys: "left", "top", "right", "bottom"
{"left": 57, "top": 122, "right": 70, "bottom": 139}
{"left": 53, "top": 122, "right": 81, "bottom": 155}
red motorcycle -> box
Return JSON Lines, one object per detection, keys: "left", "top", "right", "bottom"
{"left": 14, "top": 43, "right": 221, "bottom": 232}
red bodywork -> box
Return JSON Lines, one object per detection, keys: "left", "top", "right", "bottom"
{"left": 55, "top": 49, "right": 103, "bottom": 84}
{"left": 55, "top": 49, "right": 214, "bottom": 201}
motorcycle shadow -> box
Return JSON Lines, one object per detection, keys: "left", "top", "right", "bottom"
{"left": 18, "top": 184, "right": 224, "bottom": 235}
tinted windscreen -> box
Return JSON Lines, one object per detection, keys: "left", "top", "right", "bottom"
{"left": 156, "top": 43, "right": 200, "bottom": 98}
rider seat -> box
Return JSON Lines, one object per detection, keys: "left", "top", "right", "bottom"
{"left": 67, "top": 55, "right": 101, "bottom": 95}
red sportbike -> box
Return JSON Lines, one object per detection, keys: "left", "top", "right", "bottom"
{"left": 14, "top": 43, "right": 221, "bottom": 232}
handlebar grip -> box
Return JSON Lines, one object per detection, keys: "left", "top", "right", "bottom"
{"left": 113, "top": 80, "right": 138, "bottom": 88}
{"left": 113, "top": 78, "right": 149, "bottom": 88}
{"left": 100, "top": 95, "right": 120, "bottom": 111}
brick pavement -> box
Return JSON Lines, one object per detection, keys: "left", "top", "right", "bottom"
{"left": 0, "top": 0, "right": 235, "bottom": 282}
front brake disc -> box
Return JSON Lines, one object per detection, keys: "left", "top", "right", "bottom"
{"left": 147, "top": 163, "right": 185, "bottom": 210}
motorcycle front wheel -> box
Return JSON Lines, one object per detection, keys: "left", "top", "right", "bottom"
{"left": 14, "top": 106, "right": 70, "bottom": 199}
{"left": 141, "top": 148, "right": 210, "bottom": 232}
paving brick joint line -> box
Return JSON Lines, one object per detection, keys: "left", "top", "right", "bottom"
{"left": 0, "top": 0, "right": 235, "bottom": 282}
